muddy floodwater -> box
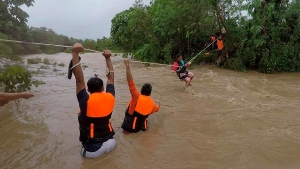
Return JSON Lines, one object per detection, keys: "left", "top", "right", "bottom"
{"left": 0, "top": 53, "right": 300, "bottom": 169}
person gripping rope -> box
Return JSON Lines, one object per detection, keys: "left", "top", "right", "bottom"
{"left": 172, "top": 53, "right": 194, "bottom": 88}
{"left": 121, "top": 59, "right": 160, "bottom": 133}
{"left": 216, "top": 32, "right": 228, "bottom": 66}
{"left": 68, "top": 43, "right": 116, "bottom": 159}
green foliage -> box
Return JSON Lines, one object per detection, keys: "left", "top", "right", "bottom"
{"left": 64, "top": 48, "right": 72, "bottom": 53}
{"left": 1, "top": 0, "right": 118, "bottom": 62}
{"left": 53, "top": 68, "right": 60, "bottom": 72}
{"left": 82, "top": 64, "right": 88, "bottom": 70}
{"left": 83, "top": 39, "right": 96, "bottom": 51}
{"left": 0, "top": 43, "right": 13, "bottom": 57}
{"left": 58, "top": 63, "right": 65, "bottom": 67}
{"left": 39, "top": 65, "right": 50, "bottom": 69}
{"left": 96, "top": 37, "right": 114, "bottom": 51}
{"left": 232, "top": 0, "right": 300, "bottom": 73}
{"left": 27, "top": 57, "right": 42, "bottom": 64}
{"left": 110, "top": 0, "right": 300, "bottom": 73}
{"left": 225, "top": 57, "right": 246, "bottom": 72}
{"left": 1, "top": 0, "right": 299, "bottom": 74}
{"left": 43, "top": 58, "right": 51, "bottom": 65}
{"left": 0, "top": 65, "right": 44, "bottom": 93}
{"left": 0, "top": 0, "right": 34, "bottom": 40}
{"left": 111, "top": 0, "right": 216, "bottom": 64}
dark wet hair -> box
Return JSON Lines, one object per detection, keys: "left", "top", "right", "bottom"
{"left": 141, "top": 83, "right": 152, "bottom": 96}
{"left": 176, "top": 53, "right": 182, "bottom": 59}
{"left": 87, "top": 74, "right": 103, "bottom": 93}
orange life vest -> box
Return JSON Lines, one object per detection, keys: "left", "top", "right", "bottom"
{"left": 79, "top": 92, "right": 115, "bottom": 143}
{"left": 121, "top": 95, "right": 155, "bottom": 132}
{"left": 217, "top": 39, "right": 224, "bottom": 50}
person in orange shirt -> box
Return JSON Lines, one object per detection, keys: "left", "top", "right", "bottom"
{"left": 121, "top": 59, "right": 160, "bottom": 133}
{"left": 69, "top": 43, "right": 116, "bottom": 158}
{"left": 0, "top": 92, "right": 34, "bottom": 106}
{"left": 216, "top": 32, "right": 228, "bottom": 66}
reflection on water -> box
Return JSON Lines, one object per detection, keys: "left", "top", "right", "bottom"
{"left": 1, "top": 53, "right": 300, "bottom": 169}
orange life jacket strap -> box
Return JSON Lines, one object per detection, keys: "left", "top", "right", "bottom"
{"left": 144, "top": 121, "right": 147, "bottom": 130}
{"left": 132, "top": 117, "right": 137, "bottom": 130}
{"left": 90, "top": 123, "right": 94, "bottom": 138}
{"left": 108, "top": 119, "right": 112, "bottom": 132}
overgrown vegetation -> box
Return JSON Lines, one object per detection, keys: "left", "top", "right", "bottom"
{"left": 1, "top": 0, "right": 299, "bottom": 77}
{"left": 0, "top": 0, "right": 85, "bottom": 93}
{"left": 0, "top": 65, "right": 45, "bottom": 93}
{"left": 27, "top": 57, "right": 42, "bottom": 64}
{"left": 110, "top": 0, "right": 300, "bottom": 73}
{"left": 58, "top": 63, "right": 65, "bottom": 67}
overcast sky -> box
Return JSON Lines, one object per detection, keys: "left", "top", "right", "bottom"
{"left": 21, "top": 0, "right": 149, "bottom": 40}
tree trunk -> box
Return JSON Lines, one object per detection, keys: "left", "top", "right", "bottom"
{"left": 214, "top": 0, "right": 237, "bottom": 48}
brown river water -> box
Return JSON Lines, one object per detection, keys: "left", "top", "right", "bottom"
{"left": 0, "top": 53, "right": 300, "bottom": 169}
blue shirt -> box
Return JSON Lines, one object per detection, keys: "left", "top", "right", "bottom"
{"left": 181, "top": 60, "right": 185, "bottom": 65}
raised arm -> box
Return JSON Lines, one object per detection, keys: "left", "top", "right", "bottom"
{"left": 124, "top": 59, "right": 133, "bottom": 82}
{"left": 124, "top": 59, "right": 140, "bottom": 114}
{"left": 72, "top": 43, "right": 85, "bottom": 94}
{"left": 103, "top": 50, "right": 114, "bottom": 85}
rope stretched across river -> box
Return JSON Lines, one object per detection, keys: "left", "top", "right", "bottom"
{"left": 0, "top": 38, "right": 174, "bottom": 66}
{"left": 0, "top": 38, "right": 216, "bottom": 66}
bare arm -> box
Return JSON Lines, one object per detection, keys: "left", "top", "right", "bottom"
{"left": 103, "top": 50, "right": 114, "bottom": 85}
{"left": 0, "top": 92, "right": 34, "bottom": 102}
{"left": 72, "top": 43, "right": 85, "bottom": 94}
{"left": 124, "top": 59, "right": 133, "bottom": 82}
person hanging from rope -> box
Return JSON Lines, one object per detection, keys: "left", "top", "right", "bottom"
{"left": 0, "top": 92, "right": 34, "bottom": 107}
{"left": 172, "top": 53, "right": 194, "bottom": 88}
{"left": 216, "top": 32, "right": 228, "bottom": 66}
{"left": 121, "top": 59, "right": 160, "bottom": 133}
{"left": 68, "top": 43, "right": 116, "bottom": 159}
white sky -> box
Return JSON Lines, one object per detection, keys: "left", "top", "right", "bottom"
{"left": 21, "top": 0, "right": 150, "bottom": 40}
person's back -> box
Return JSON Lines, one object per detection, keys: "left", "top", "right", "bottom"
{"left": 217, "top": 37, "right": 224, "bottom": 51}
{"left": 121, "top": 59, "right": 160, "bottom": 133}
{"left": 69, "top": 43, "right": 116, "bottom": 159}
{"left": 79, "top": 88, "right": 115, "bottom": 144}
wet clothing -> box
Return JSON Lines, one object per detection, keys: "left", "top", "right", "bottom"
{"left": 121, "top": 80, "right": 159, "bottom": 133}
{"left": 80, "top": 138, "right": 116, "bottom": 159}
{"left": 77, "top": 84, "right": 116, "bottom": 157}
{"left": 216, "top": 36, "right": 228, "bottom": 66}
{"left": 217, "top": 39, "right": 224, "bottom": 51}
{"left": 172, "top": 61, "right": 189, "bottom": 80}
{"left": 181, "top": 72, "right": 194, "bottom": 82}
{"left": 210, "top": 35, "right": 217, "bottom": 50}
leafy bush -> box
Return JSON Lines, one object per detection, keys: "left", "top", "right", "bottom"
{"left": 43, "top": 58, "right": 51, "bottom": 65}
{"left": 0, "top": 65, "right": 45, "bottom": 93}
{"left": 27, "top": 57, "right": 42, "bottom": 64}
